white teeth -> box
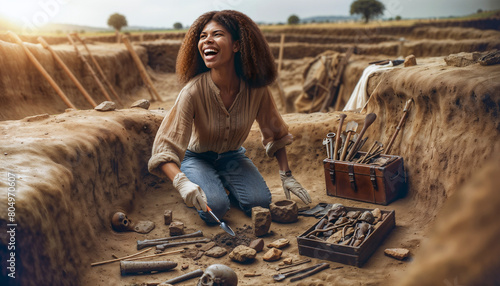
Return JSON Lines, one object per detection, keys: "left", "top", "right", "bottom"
{"left": 204, "top": 49, "right": 218, "bottom": 54}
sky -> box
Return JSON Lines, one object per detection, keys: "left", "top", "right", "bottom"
{"left": 1, "top": 0, "right": 499, "bottom": 29}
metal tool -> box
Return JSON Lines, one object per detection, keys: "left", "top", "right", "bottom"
{"left": 290, "top": 263, "right": 338, "bottom": 282}
{"left": 206, "top": 205, "right": 235, "bottom": 236}
{"left": 340, "top": 121, "right": 358, "bottom": 161}
{"left": 327, "top": 132, "right": 335, "bottom": 159}
{"left": 273, "top": 263, "right": 323, "bottom": 282}
{"left": 334, "top": 114, "right": 347, "bottom": 160}
{"left": 323, "top": 138, "right": 331, "bottom": 159}
{"left": 137, "top": 230, "right": 204, "bottom": 250}
{"left": 156, "top": 238, "right": 211, "bottom": 251}
{"left": 346, "top": 113, "right": 377, "bottom": 161}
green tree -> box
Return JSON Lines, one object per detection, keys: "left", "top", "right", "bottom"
{"left": 288, "top": 14, "right": 300, "bottom": 25}
{"left": 173, "top": 22, "right": 183, "bottom": 30}
{"left": 350, "top": 0, "right": 385, "bottom": 23}
{"left": 107, "top": 13, "right": 127, "bottom": 43}
{"left": 395, "top": 15, "right": 402, "bottom": 21}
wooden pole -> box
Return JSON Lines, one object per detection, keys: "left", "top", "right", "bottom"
{"left": 38, "top": 37, "right": 97, "bottom": 108}
{"left": 71, "top": 33, "right": 122, "bottom": 104}
{"left": 276, "top": 33, "right": 286, "bottom": 112}
{"left": 7, "top": 31, "right": 76, "bottom": 109}
{"left": 66, "top": 34, "right": 113, "bottom": 102}
{"left": 122, "top": 35, "right": 162, "bottom": 101}
{"left": 90, "top": 247, "right": 153, "bottom": 267}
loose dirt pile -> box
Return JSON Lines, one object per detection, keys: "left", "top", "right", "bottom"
{"left": 0, "top": 21, "right": 499, "bottom": 286}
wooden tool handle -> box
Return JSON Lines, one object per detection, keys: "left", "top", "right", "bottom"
{"left": 346, "top": 113, "right": 376, "bottom": 161}
{"left": 334, "top": 114, "right": 347, "bottom": 160}
{"left": 339, "top": 131, "right": 352, "bottom": 161}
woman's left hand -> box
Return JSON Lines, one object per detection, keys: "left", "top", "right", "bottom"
{"left": 280, "top": 171, "right": 312, "bottom": 205}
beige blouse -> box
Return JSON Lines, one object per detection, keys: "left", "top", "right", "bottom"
{"left": 148, "top": 71, "right": 293, "bottom": 177}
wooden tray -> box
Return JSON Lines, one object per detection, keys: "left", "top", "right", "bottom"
{"left": 297, "top": 206, "right": 395, "bottom": 267}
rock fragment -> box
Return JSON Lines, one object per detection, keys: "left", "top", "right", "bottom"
{"left": 267, "top": 238, "right": 290, "bottom": 249}
{"left": 248, "top": 238, "right": 264, "bottom": 252}
{"left": 384, "top": 248, "right": 410, "bottom": 260}
{"left": 270, "top": 200, "right": 298, "bottom": 223}
{"left": 252, "top": 206, "right": 271, "bottom": 236}
{"left": 130, "top": 99, "right": 150, "bottom": 109}
{"left": 205, "top": 246, "right": 228, "bottom": 258}
{"left": 169, "top": 221, "right": 184, "bottom": 236}
{"left": 134, "top": 220, "right": 155, "bottom": 234}
{"left": 94, "top": 101, "right": 116, "bottom": 111}
{"left": 22, "top": 113, "right": 50, "bottom": 122}
{"left": 263, "top": 248, "right": 282, "bottom": 262}
{"left": 444, "top": 52, "right": 480, "bottom": 67}
{"left": 199, "top": 241, "right": 216, "bottom": 252}
{"left": 404, "top": 54, "right": 417, "bottom": 67}
{"left": 164, "top": 210, "right": 173, "bottom": 225}
{"left": 229, "top": 245, "right": 256, "bottom": 262}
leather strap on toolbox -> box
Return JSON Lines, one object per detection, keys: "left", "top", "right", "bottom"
{"left": 370, "top": 166, "right": 378, "bottom": 191}
{"left": 348, "top": 164, "right": 356, "bottom": 191}
{"left": 329, "top": 166, "right": 335, "bottom": 185}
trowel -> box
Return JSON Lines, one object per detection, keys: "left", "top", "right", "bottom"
{"left": 207, "top": 205, "right": 235, "bottom": 236}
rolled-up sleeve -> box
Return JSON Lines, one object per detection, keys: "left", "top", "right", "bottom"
{"left": 256, "top": 87, "right": 293, "bottom": 157}
{"left": 148, "top": 89, "right": 195, "bottom": 177}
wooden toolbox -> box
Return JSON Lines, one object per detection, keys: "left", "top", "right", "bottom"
{"left": 323, "top": 152, "right": 407, "bottom": 205}
{"left": 297, "top": 206, "right": 395, "bottom": 267}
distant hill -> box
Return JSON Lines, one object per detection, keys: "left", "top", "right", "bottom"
{"left": 35, "top": 23, "right": 171, "bottom": 33}
{"left": 301, "top": 15, "right": 361, "bottom": 23}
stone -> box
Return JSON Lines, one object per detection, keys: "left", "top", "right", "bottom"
{"left": 199, "top": 241, "right": 216, "bottom": 252}
{"left": 479, "top": 50, "right": 500, "bottom": 66}
{"left": 133, "top": 220, "right": 155, "bottom": 234}
{"left": 270, "top": 200, "right": 298, "bottom": 223}
{"left": 404, "top": 54, "right": 417, "bottom": 67}
{"left": 130, "top": 99, "right": 150, "bottom": 109}
{"left": 444, "top": 52, "right": 480, "bottom": 67}
{"left": 164, "top": 210, "right": 173, "bottom": 225}
{"left": 282, "top": 257, "right": 293, "bottom": 265}
{"left": 252, "top": 207, "right": 271, "bottom": 236}
{"left": 384, "top": 248, "right": 410, "bottom": 260}
{"left": 229, "top": 245, "right": 257, "bottom": 262}
{"left": 372, "top": 208, "right": 382, "bottom": 223}
{"left": 262, "top": 248, "right": 282, "bottom": 262}
{"left": 248, "top": 238, "right": 264, "bottom": 252}
{"left": 169, "top": 221, "right": 184, "bottom": 236}
{"left": 326, "top": 230, "right": 343, "bottom": 244}
{"left": 94, "top": 101, "right": 116, "bottom": 111}
{"left": 205, "top": 246, "right": 228, "bottom": 258}
{"left": 181, "top": 263, "right": 189, "bottom": 270}
{"left": 267, "top": 238, "right": 290, "bottom": 249}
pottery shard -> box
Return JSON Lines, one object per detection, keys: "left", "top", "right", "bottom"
{"left": 205, "top": 246, "right": 228, "bottom": 258}
{"left": 270, "top": 200, "right": 298, "bottom": 223}
{"left": 164, "top": 210, "right": 173, "bottom": 225}
{"left": 169, "top": 221, "right": 184, "bottom": 236}
{"left": 199, "top": 241, "right": 216, "bottom": 252}
{"left": 404, "top": 54, "right": 417, "bottom": 67}
{"left": 134, "top": 220, "right": 155, "bottom": 234}
{"left": 248, "top": 238, "right": 264, "bottom": 252}
{"left": 229, "top": 245, "right": 257, "bottom": 262}
{"left": 263, "top": 248, "right": 282, "bottom": 262}
{"left": 267, "top": 238, "right": 290, "bottom": 249}
{"left": 252, "top": 206, "right": 271, "bottom": 237}
{"left": 94, "top": 101, "right": 116, "bottom": 111}
{"left": 384, "top": 248, "right": 410, "bottom": 260}
{"left": 130, "top": 99, "right": 150, "bottom": 109}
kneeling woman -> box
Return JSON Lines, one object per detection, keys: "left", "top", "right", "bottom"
{"left": 148, "top": 10, "right": 311, "bottom": 223}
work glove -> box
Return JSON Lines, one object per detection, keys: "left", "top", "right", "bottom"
{"left": 172, "top": 172, "right": 208, "bottom": 212}
{"left": 280, "top": 170, "right": 312, "bottom": 205}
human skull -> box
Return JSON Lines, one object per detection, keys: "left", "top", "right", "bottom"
{"left": 111, "top": 211, "right": 134, "bottom": 232}
{"left": 197, "top": 264, "right": 238, "bottom": 286}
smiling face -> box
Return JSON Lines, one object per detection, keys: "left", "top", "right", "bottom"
{"left": 198, "top": 20, "right": 240, "bottom": 71}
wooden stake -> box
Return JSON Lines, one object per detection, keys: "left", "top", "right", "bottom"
{"left": 71, "top": 33, "right": 122, "bottom": 104}
{"left": 90, "top": 247, "right": 153, "bottom": 267}
{"left": 124, "top": 249, "right": 184, "bottom": 262}
{"left": 122, "top": 36, "right": 162, "bottom": 101}
{"left": 276, "top": 33, "right": 286, "bottom": 112}
{"left": 7, "top": 31, "right": 76, "bottom": 109}
{"left": 38, "top": 36, "right": 97, "bottom": 108}
{"left": 66, "top": 34, "right": 113, "bottom": 102}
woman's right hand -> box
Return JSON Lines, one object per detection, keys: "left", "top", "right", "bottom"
{"left": 172, "top": 172, "right": 208, "bottom": 212}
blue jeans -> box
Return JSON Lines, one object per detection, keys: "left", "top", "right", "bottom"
{"left": 180, "top": 147, "right": 271, "bottom": 223}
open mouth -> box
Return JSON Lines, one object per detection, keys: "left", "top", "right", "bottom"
{"left": 203, "top": 48, "right": 219, "bottom": 60}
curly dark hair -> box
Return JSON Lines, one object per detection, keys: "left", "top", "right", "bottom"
{"left": 176, "top": 10, "right": 277, "bottom": 88}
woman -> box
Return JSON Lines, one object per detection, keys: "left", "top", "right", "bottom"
{"left": 148, "top": 10, "right": 311, "bottom": 223}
